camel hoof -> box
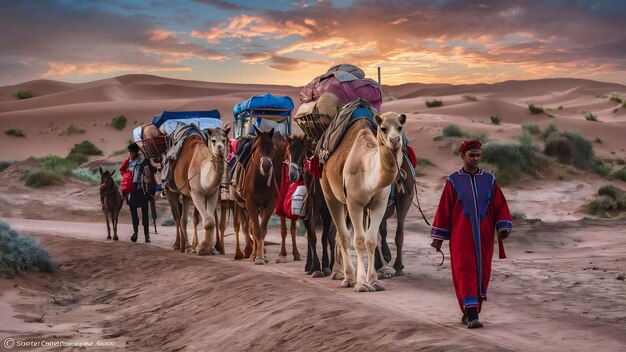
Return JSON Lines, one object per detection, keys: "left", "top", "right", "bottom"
{"left": 311, "top": 271, "right": 325, "bottom": 278}
{"left": 377, "top": 267, "right": 395, "bottom": 280}
{"left": 113, "top": 236, "right": 119, "bottom": 241}
{"left": 275, "top": 256, "right": 287, "bottom": 264}
{"left": 341, "top": 278, "right": 355, "bottom": 288}
{"left": 395, "top": 268, "right": 405, "bottom": 276}
{"left": 197, "top": 247, "right": 214, "bottom": 256}
{"left": 354, "top": 283, "right": 372, "bottom": 292}
{"left": 372, "top": 281, "right": 386, "bottom": 291}
{"left": 254, "top": 258, "right": 266, "bottom": 265}
{"left": 322, "top": 268, "right": 332, "bottom": 277}
{"left": 330, "top": 271, "right": 345, "bottom": 280}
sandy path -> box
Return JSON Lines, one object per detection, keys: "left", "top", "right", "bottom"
{"left": 1, "top": 216, "right": 625, "bottom": 351}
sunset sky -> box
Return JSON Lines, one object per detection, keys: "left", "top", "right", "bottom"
{"left": 2, "top": 0, "right": 625, "bottom": 86}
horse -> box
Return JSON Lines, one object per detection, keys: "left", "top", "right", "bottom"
{"left": 286, "top": 135, "right": 336, "bottom": 277}
{"left": 99, "top": 167, "right": 123, "bottom": 241}
{"left": 234, "top": 127, "right": 289, "bottom": 264}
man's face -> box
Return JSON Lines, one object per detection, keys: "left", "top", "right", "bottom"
{"left": 462, "top": 149, "right": 481, "bottom": 169}
{"left": 129, "top": 150, "right": 139, "bottom": 159}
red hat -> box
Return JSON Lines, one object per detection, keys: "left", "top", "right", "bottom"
{"left": 459, "top": 140, "right": 482, "bottom": 154}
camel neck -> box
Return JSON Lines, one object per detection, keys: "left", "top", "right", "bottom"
{"left": 376, "top": 138, "right": 400, "bottom": 188}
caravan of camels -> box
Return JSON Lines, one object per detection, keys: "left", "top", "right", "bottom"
{"left": 125, "top": 64, "right": 417, "bottom": 292}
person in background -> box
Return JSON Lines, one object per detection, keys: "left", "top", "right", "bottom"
{"left": 120, "top": 143, "right": 151, "bottom": 243}
{"left": 430, "top": 140, "right": 512, "bottom": 328}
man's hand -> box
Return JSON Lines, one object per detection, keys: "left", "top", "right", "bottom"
{"left": 431, "top": 239, "right": 443, "bottom": 251}
{"left": 499, "top": 230, "right": 510, "bottom": 240}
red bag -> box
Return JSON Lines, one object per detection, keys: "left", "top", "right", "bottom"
{"left": 274, "top": 163, "right": 290, "bottom": 216}
{"left": 284, "top": 181, "right": 306, "bottom": 220}
{"left": 405, "top": 145, "right": 418, "bottom": 169}
{"left": 121, "top": 170, "right": 134, "bottom": 195}
{"left": 305, "top": 155, "right": 323, "bottom": 179}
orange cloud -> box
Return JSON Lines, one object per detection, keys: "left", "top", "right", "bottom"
{"left": 191, "top": 15, "right": 312, "bottom": 43}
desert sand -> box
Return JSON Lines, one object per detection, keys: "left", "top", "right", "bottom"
{"left": 1, "top": 75, "right": 625, "bottom": 351}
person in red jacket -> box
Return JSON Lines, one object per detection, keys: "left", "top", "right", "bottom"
{"left": 430, "top": 140, "right": 512, "bottom": 328}
{"left": 119, "top": 143, "right": 150, "bottom": 243}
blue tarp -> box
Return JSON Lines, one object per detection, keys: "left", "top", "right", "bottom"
{"left": 150, "top": 110, "right": 220, "bottom": 128}
{"left": 232, "top": 93, "right": 294, "bottom": 119}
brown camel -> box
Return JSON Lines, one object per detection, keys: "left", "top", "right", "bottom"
{"left": 320, "top": 112, "right": 406, "bottom": 292}
{"left": 173, "top": 127, "right": 230, "bottom": 255}
{"left": 99, "top": 167, "right": 123, "bottom": 241}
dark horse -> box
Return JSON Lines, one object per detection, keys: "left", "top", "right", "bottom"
{"left": 99, "top": 167, "right": 123, "bottom": 240}
{"left": 287, "top": 135, "right": 336, "bottom": 277}
{"left": 375, "top": 153, "right": 415, "bottom": 277}
{"left": 234, "top": 127, "right": 289, "bottom": 264}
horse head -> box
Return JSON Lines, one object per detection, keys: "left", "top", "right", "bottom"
{"left": 252, "top": 126, "right": 276, "bottom": 177}
{"left": 287, "top": 135, "right": 306, "bottom": 183}
{"left": 374, "top": 112, "right": 406, "bottom": 152}
{"left": 206, "top": 125, "right": 231, "bottom": 161}
{"left": 99, "top": 166, "right": 116, "bottom": 193}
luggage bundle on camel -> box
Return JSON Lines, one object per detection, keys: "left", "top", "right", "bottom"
{"left": 294, "top": 64, "right": 382, "bottom": 147}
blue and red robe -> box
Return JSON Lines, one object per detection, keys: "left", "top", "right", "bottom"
{"left": 431, "top": 168, "right": 512, "bottom": 313}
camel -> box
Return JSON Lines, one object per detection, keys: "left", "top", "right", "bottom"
{"left": 320, "top": 112, "right": 406, "bottom": 292}
{"left": 173, "top": 127, "right": 230, "bottom": 255}
{"left": 99, "top": 167, "right": 123, "bottom": 241}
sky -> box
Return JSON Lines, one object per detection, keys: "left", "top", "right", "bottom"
{"left": 1, "top": 0, "right": 625, "bottom": 86}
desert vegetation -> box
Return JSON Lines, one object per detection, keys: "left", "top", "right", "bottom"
{"left": 0, "top": 220, "right": 58, "bottom": 278}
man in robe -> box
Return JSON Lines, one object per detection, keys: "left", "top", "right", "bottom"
{"left": 430, "top": 140, "right": 512, "bottom": 328}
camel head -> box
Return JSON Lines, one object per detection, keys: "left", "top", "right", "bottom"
{"left": 253, "top": 126, "right": 276, "bottom": 177}
{"left": 287, "top": 135, "right": 305, "bottom": 183}
{"left": 374, "top": 112, "right": 406, "bottom": 151}
{"left": 206, "top": 126, "right": 230, "bottom": 161}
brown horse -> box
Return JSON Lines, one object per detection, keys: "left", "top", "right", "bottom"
{"left": 99, "top": 167, "right": 123, "bottom": 241}
{"left": 234, "top": 127, "right": 289, "bottom": 264}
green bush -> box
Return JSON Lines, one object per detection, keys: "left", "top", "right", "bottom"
{"left": 67, "top": 140, "right": 103, "bottom": 164}
{"left": 36, "top": 155, "right": 75, "bottom": 175}
{"left": 425, "top": 99, "right": 443, "bottom": 108}
{"left": 541, "top": 123, "right": 558, "bottom": 141}
{"left": 490, "top": 115, "right": 501, "bottom": 125}
{"left": 544, "top": 131, "right": 596, "bottom": 171}
{"left": 528, "top": 102, "right": 544, "bottom": 114}
{"left": 443, "top": 124, "right": 464, "bottom": 137}
{"left": 586, "top": 196, "right": 617, "bottom": 216}
{"left": 463, "top": 94, "right": 477, "bottom": 101}
{"left": 5, "top": 127, "right": 25, "bottom": 137}
{"left": 70, "top": 168, "right": 101, "bottom": 185}
{"left": 522, "top": 123, "right": 540, "bottom": 135}
{"left": 25, "top": 170, "right": 64, "bottom": 187}
{"left": 11, "top": 90, "right": 34, "bottom": 99}
{"left": 112, "top": 115, "right": 127, "bottom": 130}
{"left": 511, "top": 211, "right": 526, "bottom": 220}
{"left": 611, "top": 167, "right": 626, "bottom": 181}
{"left": 609, "top": 95, "right": 623, "bottom": 104}
{"left": 481, "top": 130, "right": 547, "bottom": 185}
{"left": 0, "top": 221, "right": 57, "bottom": 278}
{"left": 0, "top": 161, "right": 12, "bottom": 172}
{"left": 584, "top": 112, "right": 598, "bottom": 122}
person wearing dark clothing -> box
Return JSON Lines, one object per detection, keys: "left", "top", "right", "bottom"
{"left": 120, "top": 143, "right": 151, "bottom": 243}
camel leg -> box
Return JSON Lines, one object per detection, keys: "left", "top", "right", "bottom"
{"left": 214, "top": 208, "right": 223, "bottom": 254}
{"left": 290, "top": 219, "right": 301, "bottom": 261}
{"left": 322, "top": 194, "right": 355, "bottom": 287}
{"left": 191, "top": 206, "right": 200, "bottom": 251}
{"left": 234, "top": 204, "right": 245, "bottom": 260}
{"left": 191, "top": 192, "right": 216, "bottom": 256}
{"left": 275, "top": 215, "right": 287, "bottom": 263}
{"left": 104, "top": 210, "right": 111, "bottom": 240}
{"left": 347, "top": 203, "right": 374, "bottom": 292}
{"left": 180, "top": 196, "right": 191, "bottom": 253}
{"left": 365, "top": 202, "right": 388, "bottom": 292}
{"left": 393, "top": 202, "right": 407, "bottom": 276}
{"left": 321, "top": 205, "right": 336, "bottom": 276}
{"left": 218, "top": 202, "right": 228, "bottom": 254}
{"left": 166, "top": 190, "right": 182, "bottom": 250}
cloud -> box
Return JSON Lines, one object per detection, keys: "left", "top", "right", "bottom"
{"left": 42, "top": 62, "right": 191, "bottom": 77}
{"left": 190, "top": 15, "right": 313, "bottom": 43}
{"left": 191, "top": 0, "right": 252, "bottom": 11}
